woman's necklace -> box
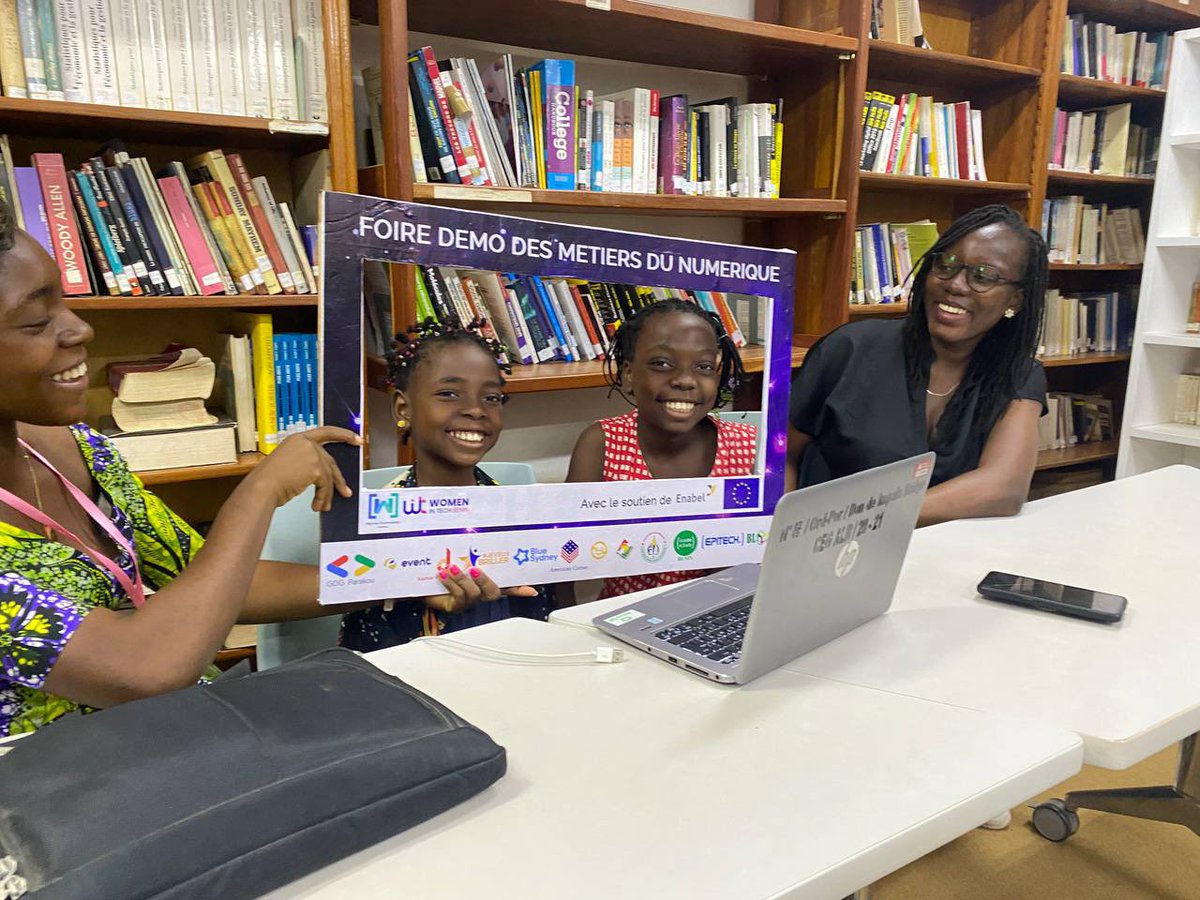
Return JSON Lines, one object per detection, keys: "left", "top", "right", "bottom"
{"left": 926, "top": 382, "right": 960, "bottom": 398}
{"left": 22, "top": 451, "right": 55, "bottom": 540}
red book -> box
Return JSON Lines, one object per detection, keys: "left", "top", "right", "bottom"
{"left": 157, "top": 175, "right": 225, "bottom": 296}
{"left": 953, "top": 102, "right": 972, "bottom": 180}
{"left": 225, "top": 153, "right": 296, "bottom": 294}
{"left": 419, "top": 47, "right": 469, "bottom": 182}
{"left": 885, "top": 93, "right": 910, "bottom": 173}
{"left": 567, "top": 282, "right": 603, "bottom": 356}
{"left": 31, "top": 153, "right": 92, "bottom": 295}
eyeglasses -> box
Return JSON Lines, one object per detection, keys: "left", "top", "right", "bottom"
{"left": 929, "top": 252, "right": 1019, "bottom": 294}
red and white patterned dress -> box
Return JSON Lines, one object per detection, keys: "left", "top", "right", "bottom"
{"left": 597, "top": 409, "right": 757, "bottom": 599}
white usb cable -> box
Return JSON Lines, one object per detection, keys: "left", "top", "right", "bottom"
{"left": 412, "top": 634, "right": 626, "bottom": 665}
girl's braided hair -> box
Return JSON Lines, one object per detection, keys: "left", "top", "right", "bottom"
{"left": 386, "top": 318, "right": 511, "bottom": 394}
{"left": 604, "top": 297, "right": 746, "bottom": 409}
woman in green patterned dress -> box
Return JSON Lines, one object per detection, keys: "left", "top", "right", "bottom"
{"left": 0, "top": 204, "right": 360, "bottom": 736}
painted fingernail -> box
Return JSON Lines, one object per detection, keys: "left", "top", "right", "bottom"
{"left": 437, "top": 569, "right": 448, "bottom": 581}
{"left": 449, "top": 565, "right": 461, "bottom": 576}
{"left": 469, "top": 567, "right": 481, "bottom": 579}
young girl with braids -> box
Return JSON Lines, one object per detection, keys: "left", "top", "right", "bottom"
{"left": 566, "top": 298, "right": 755, "bottom": 599}
{"left": 786, "top": 204, "right": 1049, "bottom": 526}
{"left": 339, "top": 320, "right": 552, "bottom": 652}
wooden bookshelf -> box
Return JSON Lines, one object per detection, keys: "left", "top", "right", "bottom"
{"left": 137, "top": 453, "right": 265, "bottom": 487}
{"left": 1039, "top": 351, "right": 1132, "bottom": 367}
{"left": 867, "top": 42, "right": 1042, "bottom": 87}
{"left": 68, "top": 295, "right": 320, "bottom": 311}
{"left": 1056, "top": 74, "right": 1166, "bottom": 108}
{"left": 849, "top": 302, "right": 909, "bottom": 317}
{"left": 1046, "top": 170, "right": 1156, "bottom": 188}
{"left": 1049, "top": 263, "right": 1141, "bottom": 271}
{"left": 1035, "top": 439, "right": 1119, "bottom": 470}
{"left": 857, "top": 173, "right": 1033, "bottom": 195}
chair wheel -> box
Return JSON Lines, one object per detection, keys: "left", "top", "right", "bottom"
{"left": 1031, "top": 798, "right": 1080, "bottom": 842}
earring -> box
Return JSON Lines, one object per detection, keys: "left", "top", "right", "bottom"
{"left": 1003, "top": 308, "right": 1016, "bottom": 319}
{"left": 396, "top": 417, "right": 408, "bottom": 429}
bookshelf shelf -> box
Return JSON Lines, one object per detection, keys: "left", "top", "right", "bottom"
{"left": 1039, "top": 350, "right": 1132, "bottom": 367}
{"left": 137, "top": 453, "right": 264, "bottom": 486}
{"left": 849, "top": 302, "right": 909, "bottom": 317}
{"left": 1169, "top": 132, "right": 1200, "bottom": 149}
{"left": 1035, "top": 439, "right": 1120, "bottom": 470}
{"left": 1129, "top": 422, "right": 1200, "bottom": 449}
{"left": 410, "top": 181, "right": 846, "bottom": 217}
{"left": 857, "top": 173, "right": 1032, "bottom": 195}
{"left": 1045, "top": 169, "right": 1155, "bottom": 188}
{"left": 0, "top": 98, "right": 330, "bottom": 150}
{"left": 351, "top": 0, "right": 857, "bottom": 77}
{"left": 1048, "top": 263, "right": 1142, "bottom": 270}
{"left": 867, "top": 41, "right": 1042, "bottom": 87}
{"left": 1065, "top": 0, "right": 1200, "bottom": 31}
{"left": 1056, "top": 74, "right": 1166, "bottom": 109}
{"left": 1156, "top": 235, "right": 1200, "bottom": 247}
{"left": 1142, "top": 332, "right": 1200, "bottom": 348}
{"left": 68, "top": 295, "right": 320, "bottom": 311}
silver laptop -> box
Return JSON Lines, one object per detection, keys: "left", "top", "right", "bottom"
{"left": 594, "top": 453, "right": 935, "bottom": 684}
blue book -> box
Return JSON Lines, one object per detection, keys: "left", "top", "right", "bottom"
{"left": 506, "top": 275, "right": 557, "bottom": 362}
{"left": 590, "top": 105, "right": 605, "bottom": 192}
{"left": 273, "top": 335, "right": 292, "bottom": 435}
{"left": 869, "top": 225, "right": 893, "bottom": 302}
{"left": 531, "top": 59, "right": 577, "bottom": 191}
{"left": 287, "top": 334, "right": 304, "bottom": 432}
{"left": 12, "top": 167, "right": 52, "bottom": 258}
{"left": 530, "top": 276, "right": 573, "bottom": 360}
{"left": 305, "top": 334, "right": 318, "bottom": 426}
{"left": 74, "top": 171, "right": 128, "bottom": 292}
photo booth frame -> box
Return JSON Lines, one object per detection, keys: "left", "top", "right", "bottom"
{"left": 318, "top": 191, "right": 795, "bottom": 603}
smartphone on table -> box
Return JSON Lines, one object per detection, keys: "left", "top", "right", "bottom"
{"left": 976, "top": 571, "right": 1127, "bottom": 624}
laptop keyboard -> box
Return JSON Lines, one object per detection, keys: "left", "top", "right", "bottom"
{"left": 655, "top": 597, "right": 753, "bottom": 666}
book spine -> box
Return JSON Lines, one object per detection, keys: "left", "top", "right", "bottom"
{"left": 107, "top": 163, "right": 168, "bottom": 294}
{"left": 529, "top": 275, "right": 570, "bottom": 359}
{"left": 577, "top": 89, "right": 593, "bottom": 190}
{"left": 13, "top": 167, "right": 52, "bottom": 256}
{"left": 590, "top": 104, "right": 604, "bottom": 192}
{"left": 408, "top": 51, "right": 460, "bottom": 183}
{"left": 193, "top": 178, "right": 256, "bottom": 293}
{"left": 76, "top": 0, "right": 118, "bottom": 104}
{"left": 120, "top": 166, "right": 184, "bottom": 294}
{"left": 239, "top": 0, "right": 272, "bottom": 117}
{"left": 109, "top": 0, "right": 146, "bottom": 107}
{"left": 511, "top": 277, "right": 555, "bottom": 361}
{"left": 420, "top": 47, "right": 469, "bottom": 181}
{"left": 91, "top": 159, "right": 154, "bottom": 294}
{"left": 66, "top": 171, "right": 118, "bottom": 295}
{"left": 131, "top": 159, "right": 194, "bottom": 294}
{"left": 0, "top": 0, "right": 26, "bottom": 97}
{"left": 264, "top": 0, "right": 298, "bottom": 119}
{"left": 134, "top": 2, "right": 171, "bottom": 109}
{"left": 500, "top": 287, "right": 535, "bottom": 364}
{"left": 160, "top": 0, "right": 196, "bottom": 110}
{"left": 232, "top": 314, "right": 277, "bottom": 452}
{"left": 542, "top": 278, "right": 580, "bottom": 360}
{"left": 15, "top": 0, "right": 44, "bottom": 97}
{"left": 166, "top": 160, "right": 236, "bottom": 293}
{"left": 188, "top": 0, "right": 220, "bottom": 114}
{"left": 278, "top": 201, "right": 315, "bottom": 290}
{"left": 252, "top": 175, "right": 307, "bottom": 293}
{"left": 412, "top": 263, "right": 436, "bottom": 322}
{"left": 33, "top": 0, "right": 60, "bottom": 100}
{"left": 438, "top": 63, "right": 484, "bottom": 184}
{"left": 31, "top": 154, "right": 92, "bottom": 295}
{"left": 227, "top": 153, "right": 295, "bottom": 293}
{"left": 53, "top": 0, "right": 88, "bottom": 101}
{"left": 76, "top": 167, "right": 133, "bottom": 294}
{"left": 213, "top": 0, "right": 247, "bottom": 116}
{"left": 290, "top": 0, "right": 326, "bottom": 122}
{"left": 157, "top": 174, "right": 226, "bottom": 295}
{"left": 539, "top": 59, "right": 575, "bottom": 190}
{"left": 418, "top": 266, "right": 454, "bottom": 325}
{"left": 194, "top": 150, "right": 281, "bottom": 293}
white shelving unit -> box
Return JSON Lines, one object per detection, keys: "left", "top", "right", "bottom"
{"left": 1118, "top": 27, "right": 1200, "bottom": 477}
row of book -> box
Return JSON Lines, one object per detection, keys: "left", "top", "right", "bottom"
{"left": 1172, "top": 374, "right": 1200, "bottom": 426}
{"left": 849, "top": 219, "right": 938, "bottom": 305}
{"left": 1038, "top": 392, "right": 1115, "bottom": 452}
{"left": 0, "top": 0, "right": 326, "bottom": 122}
{"left": 859, "top": 91, "right": 989, "bottom": 181}
{"left": 869, "top": 0, "right": 929, "bottom": 48}
{"left": 1038, "top": 288, "right": 1136, "bottom": 358}
{"left": 1041, "top": 197, "right": 1145, "bottom": 266}
{"left": 1060, "top": 15, "right": 1172, "bottom": 90}
{"left": 1047, "top": 103, "right": 1157, "bottom": 177}
{"left": 0, "top": 140, "right": 320, "bottom": 298}
{"left": 374, "top": 267, "right": 766, "bottom": 368}
{"left": 367, "top": 48, "right": 784, "bottom": 198}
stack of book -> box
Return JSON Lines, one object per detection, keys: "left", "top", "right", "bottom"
{"left": 225, "top": 313, "right": 318, "bottom": 454}
{"left": 850, "top": 219, "right": 938, "bottom": 305}
{"left": 0, "top": 140, "right": 320, "bottom": 298}
{"left": 1060, "top": 15, "right": 1172, "bottom": 89}
{"left": 1172, "top": 374, "right": 1200, "bottom": 426}
{"left": 364, "top": 49, "right": 784, "bottom": 198}
{"left": 1041, "top": 197, "right": 1145, "bottom": 265}
{"left": 1039, "top": 288, "right": 1137, "bottom": 357}
{"left": 859, "top": 91, "right": 989, "bottom": 180}
{"left": 390, "top": 266, "right": 765, "bottom": 368}
{"left": 869, "top": 0, "right": 930, "bottom": 47}
{"left": 1048, "top": 104, "right": 1158, "bottom": 177}
{"left": 0, "top": 0, "right": 326, "bottom": 122}
{"left": 102, "top": 346, "right": 236, "bottom": 471}
{"left": 1038, "top": 392, "right": 1115, "bottom": 452}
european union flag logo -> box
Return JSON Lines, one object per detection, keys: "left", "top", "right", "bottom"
{"left": 723, "top": 479, "right": 759, "bottom": 510}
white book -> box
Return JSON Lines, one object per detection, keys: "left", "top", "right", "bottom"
{"left": 131, "top": 157, "right": 197, "bottom": 294}
{"left": 872, "top": 101, "right": 899, "bottom": 174}
{"left": 633, "top": 89, "right": 651, "bottom": 194}
{"left": 135, "top": 2, "right": 171, "bottom": 109}
{"left": 647, "top": 91, "right": 659, "bottom": 196}
{"left": 189, "top": 0, "right": 221, "bottom": 114}
{"left": 264, "top": 0, "right": 298, "bottom": 120}
{"left": 161, "top": 0, "right": 196, "bottom": 111}
{"left": 970, "top": 108, "right": 987, "bottom": 181}
{"left": 543, "top": 278, "right": 582, "bottom": 361}
{"left": 239, "top": 0, "right": 271, "bottom": 117}
{"left": 278, "top": 201, "right": 316, "bottom": 287}
{"left": 467, "top": 58, "right": 515, "bottom": 187}
{"left": 465, "top": 271, "right": 525, "bottom": 363}
{"left": 213, "top": 0, "right": 247, "bottom": 116}
{"left": 252, "top": 175, "right": 308, "bottom": 293}
{"left": 600, "top": 98, "right": 615, "bottom": 193}
{"left": 109, "top": 0, "right": 144, "bottom": 106}
{"left": 15, "top": 0, "right": 43, "bottom": 98}
{"left": 289, "top": 0, "right": 326, "bottom": 122}
{"left": 551, "top": 278, "right": 595, "bottom": 361}
{"left": 54, "top": 0, "right": 89, "bottom": 102}
{"left": 76, "top": 0, "right": 118, "bottom": 104}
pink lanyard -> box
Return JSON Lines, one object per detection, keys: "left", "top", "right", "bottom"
{"left": 0, "top": 439, "right": 145, "bottom": 607}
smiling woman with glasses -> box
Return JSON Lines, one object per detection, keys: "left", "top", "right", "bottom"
{"left": 785, "top": 204, "right": 1049, "bottom": 527}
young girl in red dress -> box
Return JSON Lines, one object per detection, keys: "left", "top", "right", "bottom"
{"left": 566, "top": 299, "right": 755, "bottom": 598}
